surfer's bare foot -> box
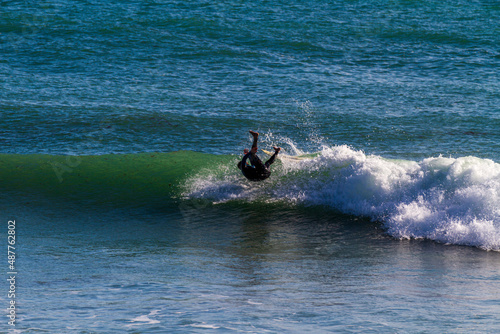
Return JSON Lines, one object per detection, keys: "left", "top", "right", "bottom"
{"left": 249, "top": 130, "right": 259, "bottom": 138}
{"left": 273, "top": 146, "right": 281, "bottom": 153}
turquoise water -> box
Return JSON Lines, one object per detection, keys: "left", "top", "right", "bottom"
{"left": 2, "top": 0, "right": 500, "bottom": 332}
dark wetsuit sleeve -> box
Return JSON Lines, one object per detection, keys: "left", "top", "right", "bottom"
{"left": 241, "top": 152, "right": 251, "bottom": 169}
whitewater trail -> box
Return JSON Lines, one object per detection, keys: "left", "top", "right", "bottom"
{"left": 184, "top": 145, "right": 500, "bottom": 251}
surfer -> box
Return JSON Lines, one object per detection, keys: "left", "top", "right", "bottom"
{"left": 238, "top": 130, "right": 280, "bottom": 181}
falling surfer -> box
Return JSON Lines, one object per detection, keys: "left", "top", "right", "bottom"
{"left": 237, "top": 130, "right": 280, "bottom": 181}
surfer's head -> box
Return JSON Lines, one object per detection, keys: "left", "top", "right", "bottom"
{"left": 251, "top": 147, "right": 258, "bottom": 154}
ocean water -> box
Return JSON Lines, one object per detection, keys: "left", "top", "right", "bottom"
{"left": 1, "top": 0, "right": 500, "bottom": 333}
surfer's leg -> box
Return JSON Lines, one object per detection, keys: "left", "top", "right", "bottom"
{"left": 264, "top": 147, "right": 280, "bottom": 168}
{"left": 249, "top": 130, "right": 259, "bottom": 149}
{"left": 249, "top": 153, "right": 265, "bottom": 169}
{"left": 264, "top": 154, "right": 277, "bottom": 168}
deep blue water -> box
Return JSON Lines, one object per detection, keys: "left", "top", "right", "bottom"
{"left": 1, "top": 0, "right": 500, "bottom": 333}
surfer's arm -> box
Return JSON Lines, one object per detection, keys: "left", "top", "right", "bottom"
{"left": 241, "top": 152, "right": 252, "bottom": 168}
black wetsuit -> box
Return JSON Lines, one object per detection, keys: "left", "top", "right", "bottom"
{"left": 238, "top": 151, "right": 277, "bottom": 181}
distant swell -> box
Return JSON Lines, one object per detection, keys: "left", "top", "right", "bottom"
{"left": 184, "top": 146, "right": 500, "bottom": 251}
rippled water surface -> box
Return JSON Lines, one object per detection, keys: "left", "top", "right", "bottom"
{"left": 2, "top": 0, "right": 500, "bottom": 332}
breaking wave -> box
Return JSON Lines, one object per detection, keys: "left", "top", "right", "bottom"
{"left": 184, "top": 145, "right": 500, "bottom": 250}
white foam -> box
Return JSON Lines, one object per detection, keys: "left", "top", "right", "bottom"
{"left": 247, "top": 300, "right": 263, "bottom": 305}
{"left": 184, "top": 145, "right": 500, "bottom": 250}
{"left": 126, "top": 310, "right": 161, "bottom": 327}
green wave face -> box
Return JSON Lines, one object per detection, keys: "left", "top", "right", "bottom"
{"left": 0, "top": 151, "right": 234, "bottom": 208}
